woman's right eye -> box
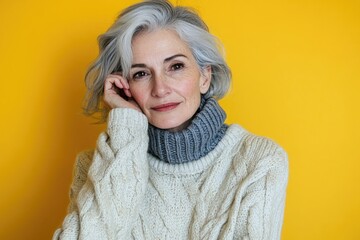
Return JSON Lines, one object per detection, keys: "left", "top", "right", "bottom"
{"left": 132, "top": 71, "right": 148, "bottom": 80}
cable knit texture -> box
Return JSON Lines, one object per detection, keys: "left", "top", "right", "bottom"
{"left": 148, "top": 97, "right": 228, "bottom": 164}
{"left": 53, "top": 107, "right": 289, "bottom": 240}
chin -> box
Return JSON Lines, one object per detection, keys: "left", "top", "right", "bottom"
{"left": 151, "top": 118, "right": 191, "bottom": 131}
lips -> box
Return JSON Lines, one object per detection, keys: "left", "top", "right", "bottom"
{"left": 151, "top": 102, "right": 180, "bottom": 112}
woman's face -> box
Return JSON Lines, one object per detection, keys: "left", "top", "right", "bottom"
{"left": 128, "top": 29, "right": 211, "bottom": 131}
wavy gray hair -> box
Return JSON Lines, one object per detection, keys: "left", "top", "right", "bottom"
{"left": 84, "top": 0, "right": 231, "bottom": 121}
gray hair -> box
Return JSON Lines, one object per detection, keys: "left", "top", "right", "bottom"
{"left": 84, "top": 0, "right": 231, "bottom": 121}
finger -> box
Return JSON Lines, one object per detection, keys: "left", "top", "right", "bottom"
{"left": 114, "top": 76, "right": 131, "bottom": 97}
{"left": 104, "top": 77, "right": 116, "bottom": 92}
{"left": 118, "top": 76, "right": 130, "bottom": 89}
{"left": 124, "top": 88, "right": 132, "bottom": 98}
{"left": 113, "top": 77, "right": 132, "bottom": 98}
{"left": 105, "top": 76, "right": 124, "bottom": 93}
{"left": 113, "top": 78, "right": 126, "bottom": 91}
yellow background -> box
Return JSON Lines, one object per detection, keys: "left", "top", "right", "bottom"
{"left": 0, "top": 0, "right": 359, "bottom": 239}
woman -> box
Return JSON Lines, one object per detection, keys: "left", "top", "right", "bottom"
{"left": 54, "top": 0, "right": 288, "bottom": 239}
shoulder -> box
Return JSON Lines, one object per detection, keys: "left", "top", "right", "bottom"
{"left": 228, "top": 124, "right": 288, "bottom": 176}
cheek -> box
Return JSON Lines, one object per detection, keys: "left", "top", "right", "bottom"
{"left": 181, "top": 71, "right": 203, "bottom": 96}
{"left": 179, "top": 80, "right": 201, "bottom": 99}
{"left": 129, "top": 83, "right": 147, "bottom": 107}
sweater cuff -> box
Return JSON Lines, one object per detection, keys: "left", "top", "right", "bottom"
{"left": 107, "top": 108, "right": 148, "bottom": 148}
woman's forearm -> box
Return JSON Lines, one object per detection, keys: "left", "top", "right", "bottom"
{"left": 54, "top": 108, "right": 149, "bottom": 239}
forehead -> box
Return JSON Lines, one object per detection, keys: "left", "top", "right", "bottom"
{"left": 131, "top": 29, "right": 192, "bottom": 63}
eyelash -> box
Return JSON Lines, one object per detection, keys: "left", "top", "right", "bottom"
{"left": 171, "top": 63, "right": 184, "bottom": 71}
{"left": 132, "top": 71, "right": 148, "bottom": 80}
{"left": 131, "top": 63, "right": 185, "bottom": 80}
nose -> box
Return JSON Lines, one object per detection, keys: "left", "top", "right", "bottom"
{"left": 151, "top": 73, "right": 171, "bottom": 98}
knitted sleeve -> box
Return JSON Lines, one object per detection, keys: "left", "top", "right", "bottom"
{"left": 67, "top": 150, "right": 94, "bottom": 214}
{"left": 53, "top": 108, "right": 149, "bottom": 240}
{"left": 249, "top": 147, "right": 288, "bottom": 239}
{"left": 234, "top": 142, "right": 289, "bottom": 240}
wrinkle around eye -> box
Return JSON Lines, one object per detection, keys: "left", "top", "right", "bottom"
{"left": 132, "top": 71, "right": 150, "bottom": 80}
{"left": 170, "top": 63, "right": 185, "bottom": 71}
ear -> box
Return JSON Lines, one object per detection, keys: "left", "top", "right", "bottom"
{"left": 199, "top": 66, "right": 212, "bottom": 94}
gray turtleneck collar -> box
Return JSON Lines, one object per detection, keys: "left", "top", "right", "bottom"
{"left": 148, "top": 97, "right": 228, "bottom": 164}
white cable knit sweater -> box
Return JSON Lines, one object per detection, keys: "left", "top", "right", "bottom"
{"left": 53, "top": 108, "right": 288, "bottom": 240}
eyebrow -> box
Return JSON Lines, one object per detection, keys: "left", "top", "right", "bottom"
{"left": 131, "top": 54, "right": 188, "bottom": 68}
{"left": 164, "top": 54, "right": 187, "bottom": 62}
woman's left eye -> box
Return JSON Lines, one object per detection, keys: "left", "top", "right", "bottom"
{"left": 171, "top": 63, "right": 184, "bottom": 71}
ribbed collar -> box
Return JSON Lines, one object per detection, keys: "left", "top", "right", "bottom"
{"left": 148, "top": 97, "right": 228, "bottom": 164}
